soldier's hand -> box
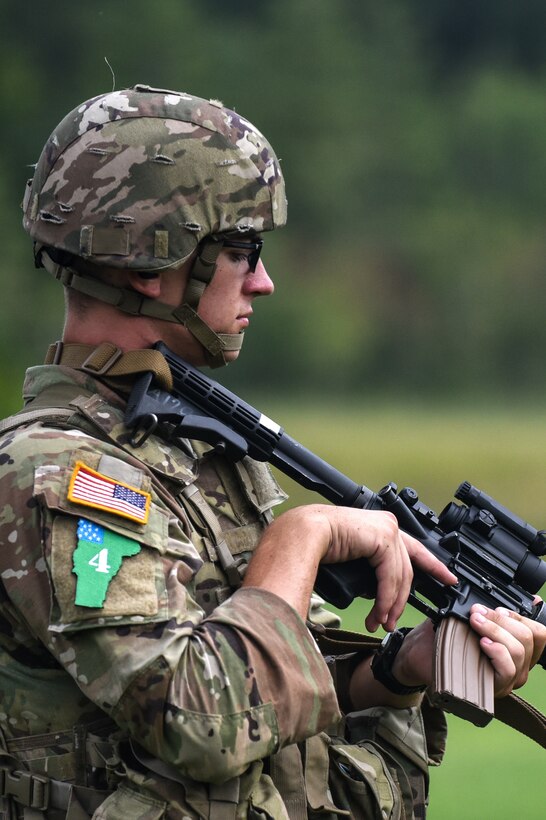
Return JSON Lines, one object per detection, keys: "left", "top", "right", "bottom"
{"left": 244, "top": 504, "right": 456, "bottom": 632}
{"left": 468, "top": 600, "right": 546, "bottom": 697}
{"left": 320, "top": 507, "right": 457, "bottom": 633}
{"left": 245, "top": 505, "right": 406, "bottom": 628}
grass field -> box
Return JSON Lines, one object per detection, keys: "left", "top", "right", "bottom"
{"left": 261, "top": 398, "right": 546, "bottom": 820}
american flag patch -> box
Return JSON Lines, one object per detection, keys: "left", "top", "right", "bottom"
{"left": 67, "top": 461, "right": 151, "bottom": 524}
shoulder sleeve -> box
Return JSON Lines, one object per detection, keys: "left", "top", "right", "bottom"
{"left": 0, "top": 424, "right": 340, "bottom": 783}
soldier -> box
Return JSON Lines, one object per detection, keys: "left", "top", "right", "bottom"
{"left": 0, "top": 85, "right": 543, "bottom": 819}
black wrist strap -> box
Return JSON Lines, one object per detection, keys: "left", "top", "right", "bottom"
{"left": 371, "top": 627, "right": 427, "bottom": 695}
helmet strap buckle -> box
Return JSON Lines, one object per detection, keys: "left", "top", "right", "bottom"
{"left": 81, "top": 343, "right": 124, "bottom": 376}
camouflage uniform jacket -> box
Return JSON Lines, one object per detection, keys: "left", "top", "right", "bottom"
{"left": 0, "top": 364, "right": 447, "bottom": 819}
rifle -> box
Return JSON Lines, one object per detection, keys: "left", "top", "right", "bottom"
{"left": 125, "top": 341, "right": 546, "bottom": 727}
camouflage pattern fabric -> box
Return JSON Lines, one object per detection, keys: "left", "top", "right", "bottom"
{"left": 22, "top": 85, "right": 287, "bottom": 272}
{"left": 0, "top": 364, "right": 447, "bottom": 818}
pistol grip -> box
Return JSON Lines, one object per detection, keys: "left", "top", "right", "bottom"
{"left": 430, "top": 617, "right": 495, "bottom": 727}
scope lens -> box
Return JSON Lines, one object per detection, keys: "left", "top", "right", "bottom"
{"left": 438, "top": 502, "right": 468, "bottom": 532}
{"left": 515, "top": 553, "right": 546, "bottom": 595}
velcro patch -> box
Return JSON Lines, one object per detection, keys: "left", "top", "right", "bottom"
{"left": 74, "top": 519, "right": 141, "bottom": 608}
{"left": 68, "top": 461, "right": 151, "bottom": 524}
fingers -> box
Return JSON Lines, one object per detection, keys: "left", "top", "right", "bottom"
{"left": 366, "top": 538, "right": 413, "bottom": 632}
{"left": 366, "top": 524, "right": 457, "bottom": 632}
{"left": 361, "top": 512, "right": 413, "bottom": 632}
{"left": 322, "top": 507, "right": 456, "bottom": 635}
{"left": 404, "top": 534, "right": 458, "bottom": 588}
{"left": 369, "top": 526, "right": 459, "bottom": 632}
{"left": 322, "top": 508, "right": 413, "bottom": 633}
{"left": 469, "top": 604, "right": 545, "bottom": 697}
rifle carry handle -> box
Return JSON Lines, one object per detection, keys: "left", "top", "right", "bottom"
{"left": 431, "top": 616, "right": 495, "bottom": 726}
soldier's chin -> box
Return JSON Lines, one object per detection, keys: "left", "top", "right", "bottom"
{"left": 223, "top": 348, "right": 242, "bottom": 364}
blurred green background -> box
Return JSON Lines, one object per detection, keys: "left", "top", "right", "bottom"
{"left": 271, "top": 404, "right": 546, "bottom": 820}
{"left": 1, "top": 1, "right": 545, "bottom": 816}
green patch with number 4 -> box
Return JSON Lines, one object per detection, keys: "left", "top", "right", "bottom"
{"left": 73, "top": 518, "right": 141, "bottom": 608}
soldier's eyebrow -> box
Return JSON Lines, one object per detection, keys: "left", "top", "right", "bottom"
{"left": 222, "top": 237, "right": 263, "bottom": 271}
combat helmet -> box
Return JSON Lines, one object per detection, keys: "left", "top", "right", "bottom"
{"left": 22, "top": 84, "right": 287, "bottom": 366}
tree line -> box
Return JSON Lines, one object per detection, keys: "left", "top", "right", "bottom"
{"left": 1, "top": 0, "right": 545, "bottom": 412}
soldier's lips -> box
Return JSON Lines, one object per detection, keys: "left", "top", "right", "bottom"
{"left": 237, "top": 312, "right": 252, "bottom": 328}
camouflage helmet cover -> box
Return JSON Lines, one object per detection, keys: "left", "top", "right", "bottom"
{"left": 23, "top": 84, "right": 287, "bottom": 270}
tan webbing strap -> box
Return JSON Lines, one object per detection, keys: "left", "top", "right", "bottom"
{"left": 313, "top": 626, "right": 381, "bottom": 657}
{"left": 0, "top": 408, "right": 76, "bottom": 436}
{"left": 0, "top": 776, "right": 111, "bottom": 820}
{"left": 40, "top": 251, "right": 231, "bottom": 344}
{"left": 0, "top": 763, "right": 75, "bottom": 818}
{"left": 303, "top": 735, "right": 348, "bottom": 815}
{"left": 267, "top": 737, "right": 348, "bottom": 816}
{"left": 207, "top": 782, "right": 239, "bottom": 820}
{"left": 45, "top": 341, "right": 173, "bottom": 392}
{"left": 0, "top": 721, "right": 119, "bottom": 818}
{"left": 268, "top": 746, "right": 308, "bottom": 820}
{"left": 46, "top": 260, "right": 190, "bottom": 324}
{"left": 183, "top": 237, "right": 221, "bottom": 309}
{"left": 40, "top": 245, "right": 243, "bottom": 368}
{"left": 495, "top": 693, "right": 546, "bottom": 749}
{"left": 40, "top": 256, "right": 189, "bottom": 325}
{"left": 0, "top": 723, "right": 63, "bottom": 818}
{"left": 314, "top": 627, "right": 546, "bottom": 747}
{"left": 129, "top": 742, "right": 239, "bottom": 819}
{"left": 80, "top": 225, "right": 130, "bottom": 257}
{"left": 175, "top": 236, "right": 245, "bottom": 367}
{"left": 182, "top": 485, "right": 246, "bottom": 587}
{"left": 170, "top": 304, "right": 244, "bottom": 359}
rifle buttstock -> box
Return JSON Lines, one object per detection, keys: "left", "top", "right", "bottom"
{"left": 430, "top": 617, "right": 495, "bottom": 727}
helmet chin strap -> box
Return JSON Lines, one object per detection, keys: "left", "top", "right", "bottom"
{"left": 36, "top": 239, "right": 244, "bottom": 369}
{"left": 177, "top": 236, "right": 245, "bottom": 368}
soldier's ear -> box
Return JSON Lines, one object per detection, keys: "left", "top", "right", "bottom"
{"left": 127, "top": 270, "right": 161, "bottom": 298}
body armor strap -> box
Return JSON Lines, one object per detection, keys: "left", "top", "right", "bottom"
{"left": 0, "top": 721, "right": 121, "bottom": 819}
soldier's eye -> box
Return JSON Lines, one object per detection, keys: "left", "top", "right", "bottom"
{"left": 228, "top": 252, "right": 250, "bottom": 265}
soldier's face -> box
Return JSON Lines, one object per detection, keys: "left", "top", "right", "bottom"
{"left": 160, "top": 246, "right": 274, "bottom": 365}
{"left": 200, "top": 247, "right": 274, "bottom": 340}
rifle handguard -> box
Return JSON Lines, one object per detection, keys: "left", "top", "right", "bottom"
{"left": 430, "top": 617, "right": 495, "bottom": 726}
{"left": 125, "top": 344, "right": 546, "bottom": 730}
